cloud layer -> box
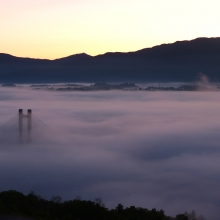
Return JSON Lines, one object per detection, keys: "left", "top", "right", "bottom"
{"left": 1, "top": 87, "right": 220, "bottom": 219}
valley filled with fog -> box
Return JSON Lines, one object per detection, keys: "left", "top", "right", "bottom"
{"left": 1, "top": 87, "right": 220, "bottom": 220}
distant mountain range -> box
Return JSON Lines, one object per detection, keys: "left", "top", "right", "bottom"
{"left": 1, "top": 37, "right": 220, "bottom": 83}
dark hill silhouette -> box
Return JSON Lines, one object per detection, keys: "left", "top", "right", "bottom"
{"left": 54, "top": 53, "right": 92, "bottom": 65}
{"left": 1, "top": 37, "right": 220, "bottom": 83}
{"left": 0, "top": 53, "right": 50, "bottom": 64}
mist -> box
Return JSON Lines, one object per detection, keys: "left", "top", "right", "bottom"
{"left": 1, "top": 87, "right": 220, "bottom": 220}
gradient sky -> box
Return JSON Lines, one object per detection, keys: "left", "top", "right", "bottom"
{"left": 1, "top": 0, "right": 220, "bottom": 59}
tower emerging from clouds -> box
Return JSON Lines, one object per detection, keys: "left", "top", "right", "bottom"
{"left": 19, "top": 109, "right": 32, "bottom": 143}
{"left": 0, "top": 108, "right": 53, "bottom": 146}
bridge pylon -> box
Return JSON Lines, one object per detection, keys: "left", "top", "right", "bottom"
{"left": 18, "top": 109, "right": 32, "bottom": 143}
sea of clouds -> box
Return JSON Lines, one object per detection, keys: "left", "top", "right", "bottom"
{"left": 1, "top": 87, "right": 220, "bottom": 220}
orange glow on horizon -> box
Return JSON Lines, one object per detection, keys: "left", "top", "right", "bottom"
{"left": 1, "top": 0, "right": 220, "bottom": 59}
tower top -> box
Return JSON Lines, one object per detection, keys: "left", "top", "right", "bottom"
{"left": 18, "top": 109, "right": 32, "bottom": 113}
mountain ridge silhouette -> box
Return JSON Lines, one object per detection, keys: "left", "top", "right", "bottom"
{"left": 1, "top": 37, "right": 220, "bottom": 83}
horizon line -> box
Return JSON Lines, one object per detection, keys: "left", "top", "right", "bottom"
{"left": 1, "top": 36, "right": 219, "bottom": 61}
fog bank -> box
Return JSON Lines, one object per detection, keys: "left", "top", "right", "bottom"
{"left": 1, "top": 87, "right": 220, "bottom": 220}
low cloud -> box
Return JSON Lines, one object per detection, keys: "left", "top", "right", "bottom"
{"left": 196, "top": 73, "right": 218, "bottom": 90}
{"left": 1, "top": 87, "right": 220, "bottom": 219}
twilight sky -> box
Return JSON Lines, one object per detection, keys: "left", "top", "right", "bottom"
{"left": 1, "top": 0, "right": 220, "bottom": 59}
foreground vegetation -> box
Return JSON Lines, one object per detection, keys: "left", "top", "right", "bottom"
{"left": 0, "top": 190, "right": 199, "bottom": 220}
